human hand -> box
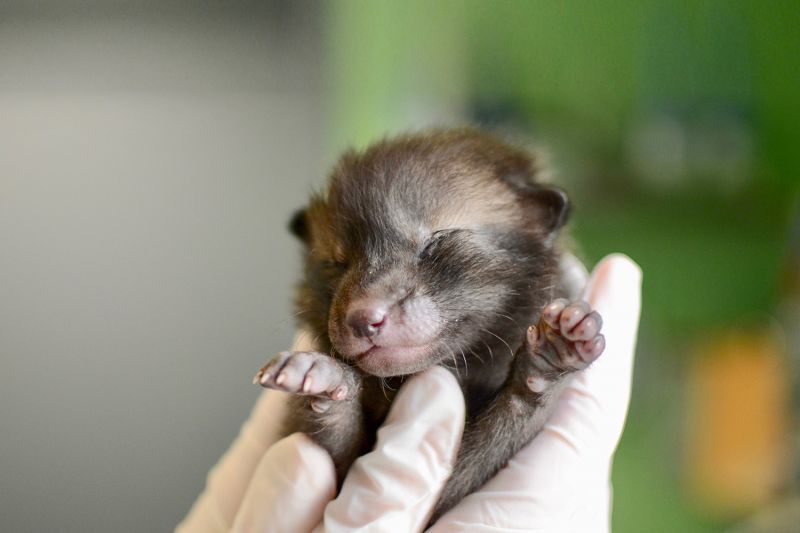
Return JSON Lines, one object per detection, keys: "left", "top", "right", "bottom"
{"left": 176, "top": 254, "right": 642, "bottom": 532}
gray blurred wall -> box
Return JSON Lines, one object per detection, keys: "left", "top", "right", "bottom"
{"left": 0, "top": 3, "right": 324, "bottom": 531}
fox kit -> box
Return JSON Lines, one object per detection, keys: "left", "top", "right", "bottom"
{"left": 255, "top": 128, "right": 605, "bottom": 519}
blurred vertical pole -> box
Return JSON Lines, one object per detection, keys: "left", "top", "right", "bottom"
{"left": 322, "top": 0, "right": 468, "bottom": 158}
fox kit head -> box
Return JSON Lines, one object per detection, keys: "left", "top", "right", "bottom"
{"left": 291, "top": 129, "right": 569, "bottom": 377}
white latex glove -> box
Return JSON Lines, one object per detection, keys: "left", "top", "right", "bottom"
{"left": 177, "top": 253, "right": 642, "bottom": 533}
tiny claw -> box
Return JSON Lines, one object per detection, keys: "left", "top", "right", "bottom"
{"left": 252, "top": 372, "right": 261, "bottom": 385}
{"left": 302, "top": 376, "right": 313, "bottom": 393}
{"left": 527, "top": 325, "right": 539, "bottom": 346}
{"left": 275, "top": 372, "right": 285, "bottom": 386}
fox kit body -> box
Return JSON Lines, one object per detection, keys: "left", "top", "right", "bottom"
{"left": 255, "top": 128, "right": 605, "bottom": 519}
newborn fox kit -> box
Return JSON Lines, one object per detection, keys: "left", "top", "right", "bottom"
{"left": 254, "top": 128, "right": 605, "bottom": 519}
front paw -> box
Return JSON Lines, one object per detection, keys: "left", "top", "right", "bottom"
{"left": 254, "top": 351, "right": 356, "bottom": 409}
{"left": 518, "top": 299, "right": 605, "bottom": 391}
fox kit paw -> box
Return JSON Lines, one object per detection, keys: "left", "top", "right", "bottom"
{"left": 518, "top": 299, "right": 605, "bottom": 392}
{"left": 254, "top": 351, "right": 355, "bottom": 411}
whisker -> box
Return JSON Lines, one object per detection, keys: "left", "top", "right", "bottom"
{"left": 439, "top": 307, "right": 523, "bottom": 327}
{"left": 468, "top": 347, "right": 485, "bottom": 365}
{"left": 382, "top": 378, "right": 397, "bottom": 392}
{"left": 446, "top": 346, "right": 460, "bottom": 379}
{"left": 481, "top": 339, "right": 495, "bottom": 362}
{"left": 495, "top": 312, "right": 523, "bottom": 332}
{"left": 482, "top": 328, "right": 515, "bottom": 358}
{"left": 439, "top": 361, "right": 458, "bottom": 373}
{"left": 459, "top": 347, "right": 469, "bottom": 377}
{"left": 379, "top": 377, "right": 389, "bottom": 400}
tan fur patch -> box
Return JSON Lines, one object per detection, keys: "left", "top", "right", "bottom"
{"left": 431, "top": 170, "right": 522, "bottom": 232}
{"left": 306, "top": 196, "right": 341, "bottom": 261}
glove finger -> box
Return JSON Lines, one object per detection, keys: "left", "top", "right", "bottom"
{"left": 558, "top": 252, "right": 590, "bottom": 299}
{"left": 568, "top": 466, "right": 612, "bottom": 533}
{"left": 177, "top": 330, "right": 320, "bottom": 532}
{"left": 429, "top": 254, "right": 641, "bottom": 531}
{"left": 232, "top": 433, "right": 336, "bottom": 533}
{"left": 568, "top": 252, "right": 642, "bottom": 455}
{"left": 317, "top": 367, "right": 465, "bottom": 533}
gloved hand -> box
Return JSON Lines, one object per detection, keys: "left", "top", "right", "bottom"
{"left": 177, "top": 253, "right": 642, "bottom": 532}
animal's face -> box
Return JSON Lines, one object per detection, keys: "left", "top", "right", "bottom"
{"left": 292, "top": 130, "right": 568, "bottom": 377}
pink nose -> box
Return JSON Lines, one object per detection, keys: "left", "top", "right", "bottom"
{"left": 347, "top": 308, "right": 386, "bottom": 338}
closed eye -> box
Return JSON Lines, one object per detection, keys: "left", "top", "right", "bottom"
{"left": 418, "top": 229, "right": 462, "bottom": 261}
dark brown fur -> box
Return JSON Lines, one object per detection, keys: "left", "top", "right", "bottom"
{"left": 258, "top": 128, "right": 604, "bottom": 521}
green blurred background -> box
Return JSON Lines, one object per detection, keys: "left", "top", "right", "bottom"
{"left": 324, "top": 1, "right": 799, "bottom": 531}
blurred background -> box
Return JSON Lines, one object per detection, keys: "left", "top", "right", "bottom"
{"left": 1, "top": 1, "right": 798, "bottom": 531}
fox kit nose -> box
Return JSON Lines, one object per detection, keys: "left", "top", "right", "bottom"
{"left": 347, "top": 308, "right": 386, "bottom": 338}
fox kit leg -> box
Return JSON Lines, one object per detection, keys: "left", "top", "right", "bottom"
{"left": 255, "top": 351, "right": 366, "bottom": 482}
{"left": 431, "top": 299, "right": 605, "bottom": 521}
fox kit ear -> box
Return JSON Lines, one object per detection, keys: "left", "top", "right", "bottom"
{"left": 528, "top": 186, "right": 570, "bottom": 236}
{"left": 503, "top": 172, "right": 570, "bottom": 237}
{"left": 288, "top": 208, "right": 309, "bottom": 242}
